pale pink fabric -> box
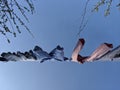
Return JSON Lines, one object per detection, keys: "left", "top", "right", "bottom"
{"left": 71, "top": 38, "right": 85, "bottom": 62}
{"left": 85, "top": 43, "right": 113, "bottom": 62}
{"left": 71, "top": 38, "right": 113, "bottom": 63}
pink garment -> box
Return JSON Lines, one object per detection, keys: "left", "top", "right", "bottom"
{"left": 85, "top": 43, "right": 113, "bottom": 62}
{"left": 71, "top": 38, "right": 85, "bottom": 62}
{"left": 71, "top": 38, "right": 113, "bottom": 63}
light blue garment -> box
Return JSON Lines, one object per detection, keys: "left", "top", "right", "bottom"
{"left": 49, "top": 45, "right": 68, "bottom": 61}
{"left": 33, "top": 46, "right": 52, "bottom": 62}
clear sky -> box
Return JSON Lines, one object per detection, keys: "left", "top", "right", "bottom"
{"left": 0, "top": 0, "right": 120, "bottom": 90}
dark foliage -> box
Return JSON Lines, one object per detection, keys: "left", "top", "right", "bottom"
{"left": 92, "top": 0, "right": 120, "bottom": 16}
{"left": 0, "top": 0, "right": 34, "bottom": 43}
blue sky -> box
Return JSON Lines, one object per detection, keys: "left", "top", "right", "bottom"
{"left": 0, "top": 0, "right": 120, "bottom": 90}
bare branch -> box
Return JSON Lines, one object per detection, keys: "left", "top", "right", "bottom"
{"left": 78, "top": 0, "right": 90, "bottom": 36}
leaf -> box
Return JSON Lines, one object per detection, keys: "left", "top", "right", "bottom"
{"left": 13, "top": 32, "right": 16, "bottom": 37}
{"left": 116, "top": 3, "right": 120, "bottom": 7}
{"left": 104, "top": 10, "right": 110, "bottom": 16}
{"left": 7, "top": 39, "right": 10, "bottom": 43}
